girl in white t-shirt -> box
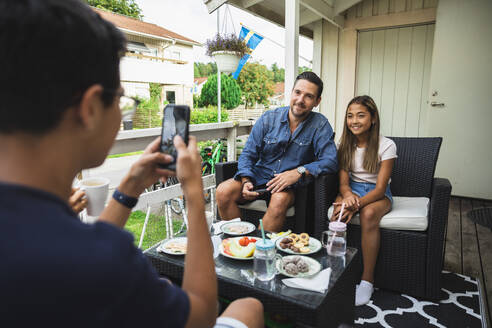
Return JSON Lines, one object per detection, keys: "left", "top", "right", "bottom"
{"left": 330, "top": 95, "right": 397, "bottom": 306}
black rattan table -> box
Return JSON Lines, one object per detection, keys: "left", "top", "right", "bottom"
{"left": 144, "top": 233, "right": 359, "bottom": 328}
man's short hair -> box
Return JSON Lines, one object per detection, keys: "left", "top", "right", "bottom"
{"left": 294, "top": 71, "right": 323, "bottom": 99}
{"left": 0, "top": 0, "right": 126, "bottom": 135}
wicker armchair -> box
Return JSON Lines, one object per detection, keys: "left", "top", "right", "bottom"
{"left": 215, "top": 161, "right": 338, "bottom": 234}
{"left": 316, "top": 137, "right": 451, "bottom": 300}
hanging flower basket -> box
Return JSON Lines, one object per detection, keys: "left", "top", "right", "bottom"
{"left": 205, "top": 33, "right": 250, "bottom": 73}
{"left": 212, "top": 50, "right": 241, "bottom": 73}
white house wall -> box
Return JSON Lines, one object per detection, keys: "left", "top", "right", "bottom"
{"left": 332, "top": 0, "right": 438, "bottom": 139}
{"left": 355, "top": 24, "right": 435, "bottom": 137}
{"left": 121, "top": 81, "right": 150, "bottom": 99}
{"left": 120, "top": 56, "right": 193, "bottom": 86}
{"left": 120, "top": 33, "right": 195, "bottom": 101}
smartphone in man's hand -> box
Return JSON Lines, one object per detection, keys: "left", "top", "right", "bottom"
{"left": 159, "top": 104, "right": 190, "bottom": 171}
{"left": 254, "top": 188, "right": 269, "bottom": 195}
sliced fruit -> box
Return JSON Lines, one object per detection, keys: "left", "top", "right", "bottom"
{"left": 229, "top": 239, "right": 256, "bottom": 258}
{"left": 239, "top": 237, "right": 249, "bottom": 246}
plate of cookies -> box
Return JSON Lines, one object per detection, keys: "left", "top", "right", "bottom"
{"left": 276, "top": 255, "right": 321, "bottom": 278}
{"left": 275, "top": 232, "right": 322, "bottom": 255}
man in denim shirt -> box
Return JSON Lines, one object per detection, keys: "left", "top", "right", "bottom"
{"left": 216, "top": 72, "right": 338, "bottom": 231}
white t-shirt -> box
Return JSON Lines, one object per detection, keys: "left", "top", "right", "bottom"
{"left": 349, "top": 136, "right": 397, "bottom": 184}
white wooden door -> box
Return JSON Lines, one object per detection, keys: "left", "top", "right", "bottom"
{"left": 426, "top": 0, "right": 492, "bottom": 199}
{"left": 356, "top": 24, "right": 435, "bottom": 137}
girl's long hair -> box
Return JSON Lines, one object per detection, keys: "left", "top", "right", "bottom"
{"left": 338, "top": 95, "right": 381, "bottom": 173}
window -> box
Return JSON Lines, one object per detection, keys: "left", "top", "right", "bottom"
{"left": 166, "top": 91, "right": 176, "bottom": 104}
{"left": 127, "top": 41, "right": 151, "bottom": 54}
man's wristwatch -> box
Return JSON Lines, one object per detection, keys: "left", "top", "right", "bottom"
{"left": 297, "top": 166, "right": 306, "bottom": 178}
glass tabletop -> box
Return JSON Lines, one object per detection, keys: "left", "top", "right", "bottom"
{"left": 211, "top": 234, "right": 356, "bottom": 308}
{"left": 147, "top": 232, "right": 357, "bottom": 309}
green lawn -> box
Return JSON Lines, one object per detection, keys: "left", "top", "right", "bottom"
{"left": 125, "top": 210, "right": 184, "bottom": 250}
{"left": 107, "top": 150, "right": 144, "bottom": 159}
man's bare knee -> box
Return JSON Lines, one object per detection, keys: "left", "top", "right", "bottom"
{"left": 268, "top": 192, "right": 294, "bottom": 215}
{"left": 216, "top": 179, "right": 241, "bottom": 205}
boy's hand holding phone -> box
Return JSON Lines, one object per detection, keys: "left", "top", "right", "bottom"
{"left": 173, "top": 135, "right": 203, "bottom": 192}
{"left": 159, "top": 104, "right": 190, "bottom": 171}
{"left": 119, "top": 138, "right": 175, "bottom": 197}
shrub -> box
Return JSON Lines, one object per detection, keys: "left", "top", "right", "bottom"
{"left": 199, "top": 73, "right": 241, "bottom": 109}
{"left": 191, "top": 106, "right": 229, "bottom": 124}
{"left": 133, "top": 97, "right": 160, "bottom": 129}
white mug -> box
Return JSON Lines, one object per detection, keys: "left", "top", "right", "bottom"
{"left": 79, "top": 177, "right": 110, "bottom": 218}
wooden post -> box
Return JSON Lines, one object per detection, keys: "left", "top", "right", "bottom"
{"left": 284, "top": 0, "right": 300, "bottom": 105}
{"left": 227, "top": 123, "right": 237, "bottom": 161}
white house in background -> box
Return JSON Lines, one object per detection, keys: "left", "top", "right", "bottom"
{"left": 192, "top": 77, "right": 208, "bottom": 96}
{"left": 269, "top": 82, "right": 285, "bottom": 107}
{"left": 94, "top": 8, "right": 201, "bottom": 108}
{"left": 204, "top": 0, "right": 492, "bottom": 200}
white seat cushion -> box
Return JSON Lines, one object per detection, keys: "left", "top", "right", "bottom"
{"left": 238, "top": 200, "right": 296, "bottom": 217}
{"left": 327, "top": 197, "right": 429, "bottom": 231}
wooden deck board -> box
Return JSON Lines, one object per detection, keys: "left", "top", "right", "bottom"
{"left": 474, "top": 199, "right": 492, "bottom": 328}
{"left": 460, "top": 199, "right": 482, "bottom": 278}
{"left": 444, "top": 197, "right": 491, "bottom": 327}
{"left": 443, "top": 197, "right": 461, "bottom": 273}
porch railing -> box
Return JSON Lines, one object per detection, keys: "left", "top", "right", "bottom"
{"left": 110, "top": 120, "right": 254, "bottom": 162}
{"left": 110, "top": 121, "right": 254, "bottom": 247}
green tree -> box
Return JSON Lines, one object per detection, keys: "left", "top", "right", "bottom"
{"left": 199, "top": 73, "right": 241, "bottom": 109}
{"left": 270, "top": 63, "right": 285, "bottom": 82}
{"left": 133, "top": 83, "right": 163, "bottom": 129}
{"left": 85, "top": 0, "right": 143, "bottom": 19}
{"left": 238, "top": 62, "right": 274, "bottom": 109}
{"left": 298, "top": 66, "right": 312, "bottom": 75}
{"left": 194, "top": 62, "right": 217, "bottom": 78}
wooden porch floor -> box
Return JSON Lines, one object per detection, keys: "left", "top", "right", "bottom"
{"left": 444, "top": 196, "right": 492, "bottom": 327}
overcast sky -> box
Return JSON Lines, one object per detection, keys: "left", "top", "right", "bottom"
{"left": 134, "top": 0, "right": 313, "bottom": 68}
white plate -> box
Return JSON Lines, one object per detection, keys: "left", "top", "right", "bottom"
{"left": 220, "top": 221, "right": 256, "bottom": 236}
{"left": 219, "top": 236, "right": 260, "bottom": 260}
{"left": 275, "top": 236, "right": 322, "bottom": 255}
{"left": 276, "top": 255, "right": 322, "bottom": 278}
{"left": 157, "top": 237, "right": 187, "bottom": 255}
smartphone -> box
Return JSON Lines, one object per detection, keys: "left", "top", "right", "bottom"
{"left": 254, "top": 188, "right": 269, "bottom": 195}
{"left": 159, "top": 104, "right": 190, "bottom": 171}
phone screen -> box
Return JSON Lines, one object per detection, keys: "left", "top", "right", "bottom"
{"left": 160, "top": 104, "right": 190, "bottom": 170}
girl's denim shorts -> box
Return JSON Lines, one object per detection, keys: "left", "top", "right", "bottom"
{"left": 349, "top": 180, "right": 393, "bottom": 204}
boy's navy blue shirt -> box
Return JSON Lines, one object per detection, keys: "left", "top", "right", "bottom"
{"left": 235, "top": 106, "right": 338, "bottom": 186}
{"left": 0, "top": 182, "right": 189, "bottom": 327}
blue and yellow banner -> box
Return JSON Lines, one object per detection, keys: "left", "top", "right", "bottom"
{"left": 232, "top": 26, "right": 263, "bottom": 79}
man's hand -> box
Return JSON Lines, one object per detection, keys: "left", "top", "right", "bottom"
{"left": 241, "top": 181, "right": 257, "bottom": 201}
{"left": 174, "top": 135, "right": 203, "bottom": 193}
{"left": 69, "top": 187, "right": 87, "bottom": 213}
{"left": 266, "top": 169, "right": 301, "bottom": 193}
{"left": 118, "top": 137, "right": 175, "bottom": 197}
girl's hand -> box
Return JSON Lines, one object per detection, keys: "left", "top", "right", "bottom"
{"left": 331, "top": 205, "right": 357, "bottom": 223}
{"left": 341, "top": 194, "right": 360, "bottom": 211}
{"left": 69, "top": 187, "right": 87, "bottom": 214}
{"left": 341, "top": 208, "right": 357, "bottom": 224}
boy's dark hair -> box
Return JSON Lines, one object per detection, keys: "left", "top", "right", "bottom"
{"left": 0, "top": 0, "right": 126, "bottom": 134}
{"left": 294, "top": 71, "right": 323, "bottom": 98}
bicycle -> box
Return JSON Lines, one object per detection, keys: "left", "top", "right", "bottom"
{"left": 201, "top": 138, "right": 228, "bottom": 176}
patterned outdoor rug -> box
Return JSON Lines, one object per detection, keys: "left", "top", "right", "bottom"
{"left": 355, "top": 271, "right": 487, "bottom": 327}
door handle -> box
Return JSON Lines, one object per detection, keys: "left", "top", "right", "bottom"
{"left": 430, "top": 101, "right": 445, "bottom": 107}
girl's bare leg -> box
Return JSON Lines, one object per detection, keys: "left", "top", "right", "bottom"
{"left": 356, "top": 198, "right": 391, "bottom": 305}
